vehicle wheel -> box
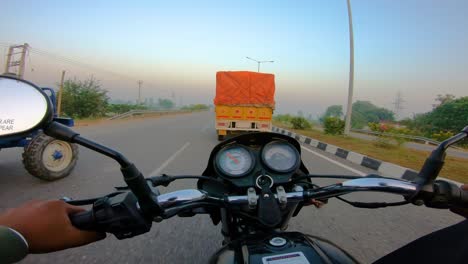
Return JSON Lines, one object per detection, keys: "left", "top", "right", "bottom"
{"left": 22, "top": 132, "right": 79, "bottom": 181}
{"left": 218, "top": 135, "right": 225, "bottom": 141}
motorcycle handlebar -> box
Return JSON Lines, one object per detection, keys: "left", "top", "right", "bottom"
{"left": 69, "top": 177, "right": 468, "bottom": 237}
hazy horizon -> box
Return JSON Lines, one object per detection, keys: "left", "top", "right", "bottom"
{"left": 1, "top": 0, "right": 467, "bottom": 118}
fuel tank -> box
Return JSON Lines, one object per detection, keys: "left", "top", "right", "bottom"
{"left": 209, "top": 232, "right": 358, "bottom": 264}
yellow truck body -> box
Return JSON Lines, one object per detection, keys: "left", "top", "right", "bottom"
{"left": 215, "top": 105, "right": 273, "bottom": 137}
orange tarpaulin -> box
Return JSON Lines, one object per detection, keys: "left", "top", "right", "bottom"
{"left": 213, "top": 71, "right": 275, "bottom": 108}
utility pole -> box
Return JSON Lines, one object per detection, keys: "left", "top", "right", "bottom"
{"left": 57, "top": 70, "right": 66, "bottom": 116}
{"left": 246, "top": 57, "right": 274, "bottom": 72}
{"left": 171, "top": 92, "right": 176, "bottom": 107}
{"left": 343, "top": 0, "right": 355, "bottom": 135}
{"left": 392, "top": 91, "right": 405, "bottom": 121}
{"left": 137, "top": 80, "right": 143, "bottom": 104}
{"left": 4, "top": 43, "right": 29, "bottom": 79}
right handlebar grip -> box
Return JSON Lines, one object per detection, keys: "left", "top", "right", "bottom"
{"left": 453, "top": 186, "right": 468, "bottom": 208}
{"left": 70, "top": 211, "right": 98, "bottom": 231}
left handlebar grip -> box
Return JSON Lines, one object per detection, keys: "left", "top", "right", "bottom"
{"left": 70, "top": 211, "right": 98, "bottom": 231}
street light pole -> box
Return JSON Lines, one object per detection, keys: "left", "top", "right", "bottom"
{"left": 246, "top": 57, "right": 274, "bottom": 72}
{"left": 344, "top": 0, "right": 355, "bottom": 135}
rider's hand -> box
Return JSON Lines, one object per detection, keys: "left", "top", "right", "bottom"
{"left": 0, "top": 200, "right": 105, "bottom": 253}
{"left": 450, "top": 184, "right": 468, "bottom": 218}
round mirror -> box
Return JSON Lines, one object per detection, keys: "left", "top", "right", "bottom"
{"left": 0, "top": 76, "right": 53, "bottom": 137}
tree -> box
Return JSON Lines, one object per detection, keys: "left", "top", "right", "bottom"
{"left": 428, "top": 96, "right": 468, "bottom": 133}
{"left": 158, "top": 98, "right": 174, "bottom": 109}
{"left": 324, "top": 105, "right": 343, "bottom": 118}
{"left": 432, "top": 94, "right": 455, "bottom": 109}
{"left": 351, "top": 101, "right": 395, "bottom": 129}
{"left": 397, "top": 95, "right": 467, "bottom": 137}
{"left": 61, "top": 77, "right": 109, "bottom": 118}
{"left": 320, "top": 105, "right": 343, "bottom": 123}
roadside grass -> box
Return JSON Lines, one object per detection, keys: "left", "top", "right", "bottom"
{"left": 273, "top": 121, "right": 468, "bottom": 183}
{"left": 74, "top": 117, "right": 108, "bottom": 127}
{"left": 73, "top": 110, "right": 202, "bottom": 127}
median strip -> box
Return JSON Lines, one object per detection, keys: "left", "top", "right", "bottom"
{"left": 272, "top": 126, "right": 458, "bottom": 184}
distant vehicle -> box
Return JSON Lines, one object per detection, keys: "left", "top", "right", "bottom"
{"left": 0, "top": 76, "right": 78, "bottom": 181}
{"left": 214, "top": 71, "right": 275, "bottom": 141}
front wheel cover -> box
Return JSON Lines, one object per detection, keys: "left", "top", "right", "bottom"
{"left": 22, "top": 133, "right": 79, "bottom": 181}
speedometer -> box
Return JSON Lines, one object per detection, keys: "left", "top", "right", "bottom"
{"left": 261, "top": 141, "right": 300, "bottom": 173}
{"left": 216, "top": 145, "right": 254, "bottom": 177}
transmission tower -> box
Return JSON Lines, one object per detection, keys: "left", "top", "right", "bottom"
{"left": 137, "top": 80, "right": 143, "bottom": 104}
{"left": 4, "top": 43, "right": 29, "bottom": 79}
{"left": 392, "top": 91, "right": 405, "bottom": 120}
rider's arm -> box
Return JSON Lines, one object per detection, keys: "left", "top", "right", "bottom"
{"left": 0, "top": 200, "right": 105, "bottom": 263}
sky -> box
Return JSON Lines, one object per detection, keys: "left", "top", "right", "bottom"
{"left": 1, "top": 0, "right": 467, "bottom": 118}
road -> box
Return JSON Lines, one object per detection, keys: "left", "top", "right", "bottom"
{"left": 0, "top": 111, "right": 464, "bottom": 263}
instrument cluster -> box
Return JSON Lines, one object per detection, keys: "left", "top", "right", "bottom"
{"left": 213, "top": 140, "right": 301, "bottom": 187}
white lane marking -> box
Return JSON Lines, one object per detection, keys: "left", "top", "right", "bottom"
{"left": 149, "top": 142, "right": 191, "bottom": 176}
{"left": 300, "top": 145, "right": 367, "bottom": 176}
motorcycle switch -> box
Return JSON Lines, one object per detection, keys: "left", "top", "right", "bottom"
{"left": 70, "top": 192, "right": 152, "bottom": 239}
{"left": 257, "top": 176, "right": 282, "bottom": 227}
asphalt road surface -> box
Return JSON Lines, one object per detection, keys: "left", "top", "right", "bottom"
{"left": 0, "top": 111, "right": 464, "bottom": 263}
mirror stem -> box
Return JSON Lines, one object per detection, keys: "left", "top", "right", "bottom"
{"left": 417, "top": 128, "right": 468, "bottom": 185}
{"left": 44, "top": 122, "right": 162, "bottom": 215}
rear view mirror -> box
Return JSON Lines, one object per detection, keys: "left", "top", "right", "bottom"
{"left": 0, "top": 75, "right": 53, "bottom": 138}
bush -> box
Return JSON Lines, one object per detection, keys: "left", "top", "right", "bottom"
{"left": 324, "top": 117, "right": 345, "bottom": 135}
{"left": 61, "top": 77, "right": 109, "bottom": 118}
{"left": 107, "top": 103, "right": 148, "bottom": 114}
{"left": 368, "top": 122, "right": 418, "bottom": 136}
{"left": 273, "top": 114, "right": 294, "bottom": 124}
{"left": 290, "top": 116, "right": 311, "bottom": 130}
{"left": 431, "top": 131, "right": 454, "bottom": 142}
{"left": 374, "top": 136, "right": 399, "bottom": 149}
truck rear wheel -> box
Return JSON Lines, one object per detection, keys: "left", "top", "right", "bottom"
{"left": 218, "top": 135, "right": 225, "bottom": 141}
{"left": 22, "top": 132, "right": 79, "bottom": 181}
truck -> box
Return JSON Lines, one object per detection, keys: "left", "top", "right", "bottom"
{"left": 214, "top": 71, "right": 275, "bottom": 141}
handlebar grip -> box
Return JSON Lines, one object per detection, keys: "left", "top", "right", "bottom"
{"left": 70, "top": 211, "right": 98, "bottom": 231}
{"left": 425, "top": 181, "right": 468, "bottom": 209}
{"left": 452, "top": 186, "right": 468, "bottom": 208}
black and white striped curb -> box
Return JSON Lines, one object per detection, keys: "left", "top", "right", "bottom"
{"left": 272, "top": 126, "right": 461, "bottom": 185}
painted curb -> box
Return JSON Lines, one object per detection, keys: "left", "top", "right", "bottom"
{"left": 272, "top": 126, "right": 461, "bottom": 185}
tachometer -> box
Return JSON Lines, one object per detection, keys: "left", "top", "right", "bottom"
{"left": 261, "top": 141, "right": 300, "bottom": 173}
{"left": 216, "top": 145, "right": 254, "bottom": 177}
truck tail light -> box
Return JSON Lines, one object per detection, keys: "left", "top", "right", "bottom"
{"left": 261, "top": 124, "right": 269, "bottom": 128}
{"left": 217, "top": 122, "right": 226, "bottom": 127}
